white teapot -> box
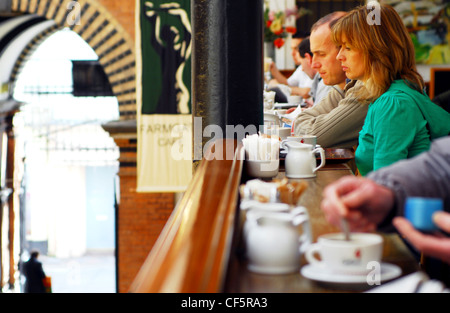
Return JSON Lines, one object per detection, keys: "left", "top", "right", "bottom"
{"left": 245, "top": 207, "right": 311, "bottom": 274}
{"left": 281, "top": 141, "right": 325, "bottom": 178}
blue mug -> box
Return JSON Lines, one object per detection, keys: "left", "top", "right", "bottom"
{"left": 404, "top": 197, "right": 443, "bottom": 232}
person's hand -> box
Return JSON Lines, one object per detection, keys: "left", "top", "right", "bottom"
{"left": 321, "top": 176, "right": 395, "bottom": 232}
{"left": 269, "top": 62, "right": 279, "bottom": 76}
{"left": 304, "top": 98, "right": 314, "bottom": 108}
{"left": 286, "top": 107, "right": 296, "bottom": 114}
{"left": 393, "top": 212, "right": 450, "bottom": 265}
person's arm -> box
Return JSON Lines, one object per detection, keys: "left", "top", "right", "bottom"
{"left": 38, "top": 262, "right": 46, "bottom": 279}
{"left": 368, "top": 136, "right": 450, "bottom": 219}
{"left": 367, "top": 94, "right": 429, "bottom": 172}
{"left": 269, "top": 62, "right": 288, "bottom": 85}
{"left": 290, "top": 86, "right": 311, "bottom": 98}
{"left": 321, "top": 137, "right": 450, "bottom": 232}
{"left": 293, "top": 80, "right": 367, "bottom": 148}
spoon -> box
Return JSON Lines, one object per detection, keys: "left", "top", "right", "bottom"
{"left": 341, "top": 218, "right": 351, "bottom": 241}
{"left": 335, "top": 197, "right": 351, "bottom": 241}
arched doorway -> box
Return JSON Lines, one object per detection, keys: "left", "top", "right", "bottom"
{"left": 0, "top": 0, "right": 137, "bottom": 292}
{"left": 9, "top": 0, "right": 137, "bottom": 120}
{"left": 13, "top": 28, "right": 118, "bottom": 293}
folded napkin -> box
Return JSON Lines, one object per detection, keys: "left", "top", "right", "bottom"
{"left": 241, "top": 179, "right": 279, "bottom": 202}
{"left": 242, "top": 134, "right": 279, "bottom": 161}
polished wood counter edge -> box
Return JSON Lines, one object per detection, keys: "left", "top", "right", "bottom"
{"left": 129, "top": 139, "right": 244, "bottom": 293}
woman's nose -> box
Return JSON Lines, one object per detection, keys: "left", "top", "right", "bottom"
{"left": 336, "top": 49, "right": 344, "bottom": 61}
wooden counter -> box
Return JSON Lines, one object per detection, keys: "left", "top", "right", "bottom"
{"left": 130, "top": 139, "right": 420, "bottom": 293}
{"left": 129, "top": 139, "right": 244, "bottom": 293}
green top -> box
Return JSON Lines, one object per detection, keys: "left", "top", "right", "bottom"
{"left": 356, "top": 80, "right": 450, "bottom": 176}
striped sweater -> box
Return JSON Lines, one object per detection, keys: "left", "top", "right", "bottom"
{"left": 293, "top": 80, "right": 367, "bottom": 148}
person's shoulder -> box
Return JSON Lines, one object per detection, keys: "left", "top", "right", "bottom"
{"left": 344, "top": 80, "right": 363, "bottom": 94}
{"left": 371, "top": 86, "right": 418, "bottom": 115}
{"left": 376, "top": 80, "right": 419, "bottom": 102}
{"left": 320, "top": 86, "right": 344, "bottom": 107}
{"left": 289, "top": 65, "right": 303, "bottom": 77}
{"left": 338, "top": 80, "right": 366, "bottom": 107}
{"left": 384, "top": 80, "right": 428, "bottom": 100}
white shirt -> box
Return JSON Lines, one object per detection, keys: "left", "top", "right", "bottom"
{"left": 287, "top": 66, "right": 313, "bottom": 89}
{"left": 309, "top": 73, "right": 332, "bottom": 106}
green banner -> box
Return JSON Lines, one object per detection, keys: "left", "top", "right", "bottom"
{"left": 140, "top": 0, "right": 192, "bottom": 114}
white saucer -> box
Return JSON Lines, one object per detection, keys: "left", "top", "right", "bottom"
{"left": 301, "top": 263, "right": 402, "bottom": 285}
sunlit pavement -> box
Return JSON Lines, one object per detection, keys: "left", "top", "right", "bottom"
{"left": 37, "top": 253, "right": 116, "bottom": 293}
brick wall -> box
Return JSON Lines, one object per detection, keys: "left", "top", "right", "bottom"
{"left": 118, "top": 172, "right": 174, "bottom": 293}
{"left": 96, "top": 0, "right": 135, "bottom": 41}
{"left": 113, "top": 135, "right": 174, "bottom": 293}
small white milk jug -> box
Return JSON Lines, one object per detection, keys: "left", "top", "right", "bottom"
{"left": 245, "top": 207, "right": 311, "bottom": 274}
{"left": 282, "top": 142, "right": 325, "bottom": 178}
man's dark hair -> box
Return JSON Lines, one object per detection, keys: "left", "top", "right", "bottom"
{"left": 298, "top": 37, "right": 312, "bottom": 58}
{"left": 30, "top": 251, "right": 40, "bottom": 258}
{"left": 293, "top": 29, "right": 310, "bottom": 39}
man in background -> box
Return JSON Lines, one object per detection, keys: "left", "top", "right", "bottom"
{"left": 269, "top": 30, "right": 313, "bottom": 99}
{"left": 293, "top": 12, "right": 368, "bottom": 149}
{"left": 22, "top": 250, "right": 47, "bottom": 293}
{"left": 296, "top": 37, "right": 332, "bottom": 107}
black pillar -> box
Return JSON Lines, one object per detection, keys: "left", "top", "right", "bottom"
{"left": 192, "top": 0, "right": 264, "bottom": 159}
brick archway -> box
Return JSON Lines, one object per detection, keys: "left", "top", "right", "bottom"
{"left": 10, "top": 0, "right": 136, "bottom": 119}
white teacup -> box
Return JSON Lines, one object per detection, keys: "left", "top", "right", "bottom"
{"left": 266, "top": 126, "right": 291, "bottom": 140}
{"left": 245, "top": 159, "right": 279, "bottom": 178}
{"left": 288, "top": 95, "right": 302, "bottom": 104}
{"left": 281, "top": 136, "right": 302, "bottom": 144}
{"left": 305, "top": 233, "right": 383, "bottom": 275}
{"left": 298, "top": 134, "right": 317, "bottom": 147}
{"left": 283, "top": 135, "right": 317, "bottom": 150}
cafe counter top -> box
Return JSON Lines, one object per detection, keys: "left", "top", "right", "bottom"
{"left": 225, "top": 167, "right": 420, "bottom": 293}
{"left": 129, "top": 139, "right": 420, "bottom": 293}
